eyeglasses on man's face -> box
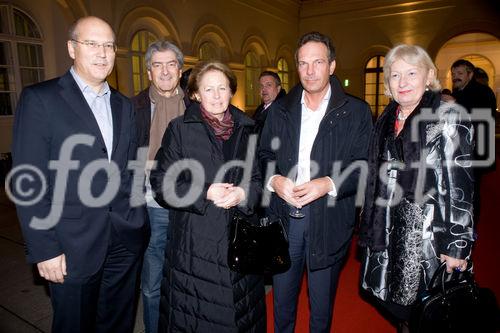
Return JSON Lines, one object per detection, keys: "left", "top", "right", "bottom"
{"left": 71, "top": 39, "right": 117, "bottom": 52}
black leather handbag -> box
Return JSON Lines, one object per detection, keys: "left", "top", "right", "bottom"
{"left": 228, "top": 212, "right": 291, "bottom": 275}
{"left": 410, "top": 262, "right": 499, "bottom": 333}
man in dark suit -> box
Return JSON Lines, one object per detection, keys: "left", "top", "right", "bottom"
{"left": 11, "top": 16, "right": 148, "bottom": 332}
{"left": 451, "top": 59, "right": 497, "bottom": 224}
{"left": 259, "top": 31, "right": 372, "bottom": 333}
{"left": 451, "top": 59, "right": 497, "bottom": 162}
{"left": 451, "top": 59, "right": 497, "bottom": 114}
{"left": 253, "top": 70, "right": 286, "bottom": 135}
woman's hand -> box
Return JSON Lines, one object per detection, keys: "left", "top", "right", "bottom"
{"left": 207, "top": 183, "right": 233, "bottom": 202}
{"left": 213, "top": 186, "right": 246, "bottom": 209}
{"left": 440, "top": 254, "right": 468, "bottom": 273}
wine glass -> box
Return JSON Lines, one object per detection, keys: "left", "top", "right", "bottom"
{"left": 289, "top": 204, "right": 305, "bottom": 218}
{"left": 289, "top": 170, "right": 305, "bottom": 219}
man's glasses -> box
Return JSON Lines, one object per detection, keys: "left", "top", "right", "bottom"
{"left": 71, "top": 39, "right": 117, "bottom": 52}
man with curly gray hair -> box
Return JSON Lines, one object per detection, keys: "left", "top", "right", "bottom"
{"left": 132, "top": 40, "right": 189, "bottom": 333}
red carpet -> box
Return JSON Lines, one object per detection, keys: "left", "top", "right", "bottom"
{"left": 266, "top": 155, "right": 500, "bottom": 332}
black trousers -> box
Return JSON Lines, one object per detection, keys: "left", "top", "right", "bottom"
{"left": 48, "top": 227, "right": 141, "bottom": 333}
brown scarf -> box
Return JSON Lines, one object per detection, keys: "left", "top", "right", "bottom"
{"left": 199, "top": 104, "right": 234, "bottom": 141}
{"left": 148, "top": 86, "right": 185, "bottom": 161}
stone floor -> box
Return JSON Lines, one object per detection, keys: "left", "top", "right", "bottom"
{"left": 0, "top": 185, "right": 274, "bottom": 333}
{"left": 0, "top": 188, "right": 145, "bottom": 333}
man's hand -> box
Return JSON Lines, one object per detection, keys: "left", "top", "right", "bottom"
{"left": 37, "top": 254, "right": 67, "bottom": 283}
{"left": 271, "top": 176, "right": 301, "bottom": 207}
{"left": 293, "top": 177, "right": 333, "bottom": 207}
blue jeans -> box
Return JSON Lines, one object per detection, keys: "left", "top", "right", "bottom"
{"left": 142, "top": 207, "right": 169, "bottom": 333}
{"left": 273, "top": 206, "right": 343, "bottom": 333}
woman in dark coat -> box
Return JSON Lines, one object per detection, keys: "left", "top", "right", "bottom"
{"left": 358, "top": 45, "right": 475, "bottom": 331}
{"left": 150, "top": 61, "right": 266, "bottom": 332}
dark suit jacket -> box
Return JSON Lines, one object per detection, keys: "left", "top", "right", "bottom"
{"left": 11, "top": 71, "right": 148, "bottom": 278}
{"left": 259, "top": 75, "right": 373, "bottom": 270}
{"left": 131, "top": 88, "right": 153, "bottom": 148}
{"left": 252, "top": 88, "right": 287, "bottom": 136}
{"left": 452, "top": 79, "right": 497, "bottom": 115}
{"left": 453, "top": 79, "right": 497, "bottom": 166}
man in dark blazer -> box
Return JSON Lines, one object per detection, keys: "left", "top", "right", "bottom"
{"left": 451, "top": 59, "right": 497, "bottom": 115}
{"left": 451, "top": 59, "right": 497, "bottom": 164}
{"left": 252, "top": 70, "right": 286, "bottom": 135}
{"left": 11, "top": 16, "right": 148, "bottom": 332}
{"left": 259, "top": 32, "right": 372, "bottom": 333}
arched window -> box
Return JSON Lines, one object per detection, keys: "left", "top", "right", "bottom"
{"left": 364, "top": 55, "right": 388, "bottom": 117}
{"left": 130, "top": 30, "right": 157, "bottom": 96}
{"left": 199, "top": 41, "right": 218, "bottom": 61}
{"left": 277, "top": 58, "right": 289, "bottom": 92}
{"left": 245, "top": 51, "right": 260, "bottom": 108}
{"left": 0, "top": 6, "right": 44, "bottom": 116}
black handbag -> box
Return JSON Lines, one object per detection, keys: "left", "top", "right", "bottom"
{"left": 409, "top": 262, "right": 499, "bottom": 333}
{"left": 228, "top": 212, "right": 291, "bottom": 275}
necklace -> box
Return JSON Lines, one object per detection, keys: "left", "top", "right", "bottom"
{"left": 397, "top": 111, "right": 409, "bottom": 121}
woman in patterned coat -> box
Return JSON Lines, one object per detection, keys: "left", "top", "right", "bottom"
{"left": 358, "top": 44, "right": 475, "bottom": 331}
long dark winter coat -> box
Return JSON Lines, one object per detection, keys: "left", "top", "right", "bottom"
{"left": 150, "top": 102, "right": 266, "bottom": 332}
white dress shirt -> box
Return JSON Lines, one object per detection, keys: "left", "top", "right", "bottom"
{"left": 268, "top": 86, "right": 337, "bottom": 197}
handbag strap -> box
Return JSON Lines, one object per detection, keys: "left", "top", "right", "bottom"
{"left": 279, "top": 218, "right": 288, "bottom": 241}
{"left": 231, "top": 213, "right": 242, "bottom": 243}
{"left": 259, "top": 216, "right": 288, "bottom": 240}
{"left": 231, "top": 213, "right": 289, "bottom": 243}
{"left": 429, "top": 262, "right": 476, "bottom": 298}
{"left": 271, "top": 217, "right": 288, "bottom": 241}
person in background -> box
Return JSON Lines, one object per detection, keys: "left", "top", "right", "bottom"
{"left": 440, "top": 88, "right": 454, "bottom": 102}
{"left": 451, "top": 59, "right": 497, "bottom": 211}
{"left": 132, "top": 40, "right": 188, "bottom": 333}
{"left": 151, "top": 61, "right": 266, "bottom": 332}
{"left": 253, "top": 70, "right": 286, "bottom": 135}
{"left": 451, "top": 59, "right": 496, "bottom": 116}
{"left": 253, "top": 71, "right": 287, "bottom": 218}
{"left": 359, "top": 45, "right": 475, "bottom": 332}
{"left": 474, "top": 67, "right": 490, "bottom": 86}
{"left": 179, "top": 67, "right": 193, "bottom": 95}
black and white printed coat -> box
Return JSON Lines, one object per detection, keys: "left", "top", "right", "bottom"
{"left": 359, "top": 91, "right": 475, "bottom": 304}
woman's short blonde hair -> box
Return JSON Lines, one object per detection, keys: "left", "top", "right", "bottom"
{"left": 187, "top": 61, "right": 237, "bottom": 100}
{"left": 383, "top": 44, "right": 441, "bottom": 97}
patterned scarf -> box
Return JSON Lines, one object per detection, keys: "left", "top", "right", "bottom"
{"left": 148, "top": 86, "right": 185, "bottom": 161}
{"left": 199, "top": 104, "right": 234, "bottom": 141}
